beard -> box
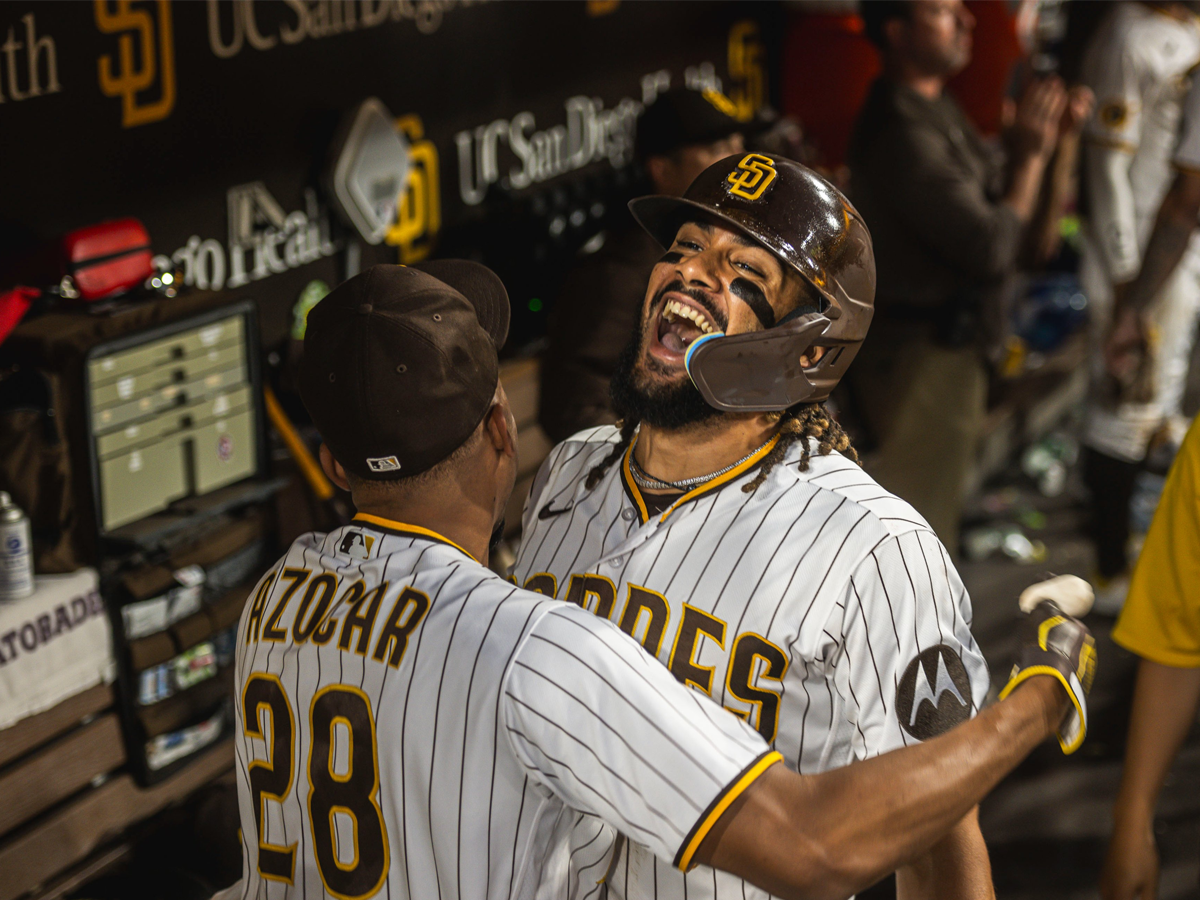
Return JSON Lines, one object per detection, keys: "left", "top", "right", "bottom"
{"left": 609, "top": 285, "right": 723, "bottom": 431}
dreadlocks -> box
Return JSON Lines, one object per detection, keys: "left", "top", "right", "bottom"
{"left": 583, "top": 404, "right": 858, "bottom": 493}
{"left": 742, "top": 404, "right": 858, "bottom": 492}
{"left": 584, "top": 416, "right": 640, "bottom": 490}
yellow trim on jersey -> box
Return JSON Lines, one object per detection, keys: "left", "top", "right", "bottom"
{"left": 620, "top": 435, "right": 781, "bottom": 525}
{"left": 1172, "top": 160, "right": 1200, "bottom": 177}
{"left": 1146, "top": 2, "right": 1200, "bottom": 25}
{"left": 351, "top": 514, "right": 478, "bottom": 562}
{"left": 998, "top": 666, "right": 1085, "bottom": 755}
{"left": 674, "top": 750, "right": 783, "bottom": 871}
{"left": 620, "top": 445, "right": 651, "bottom": 523}
{"left": 662, "top": 436, "right": 779, "bottom": 521}
{"left": 1082, "top": 134, "right": 1139, "bottom": 155}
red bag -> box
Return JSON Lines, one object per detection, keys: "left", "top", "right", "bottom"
{"left": 0, "top": 286, "right": 38, "bottom": 345}
{"left": 61, "top": 218, "right": 153, "bottom": 302}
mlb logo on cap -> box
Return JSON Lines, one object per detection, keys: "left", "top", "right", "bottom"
{"left": 367, "top": 456, "right": 402, "bottom": 473}
{"left": 299, "top": 262, "right": 511, "bottom": 480}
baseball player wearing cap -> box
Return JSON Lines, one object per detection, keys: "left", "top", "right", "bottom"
{"left": 1078, "top": 1, "right": 1200, "bottom": 594}
{"left": 514, "top": 154, "right": 1008, "bottom": 898}
{"left": 224, "top": 258, "right": 1094, "bottom": 900}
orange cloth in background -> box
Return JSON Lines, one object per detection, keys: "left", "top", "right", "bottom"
{"left": 948, "top": 0, "right": 1025, "bottom": 138}
{"left": 782, "top": 2, "right": 1024, "bottom": 168}
{"left": 781, "top": 12, "right": 880, "bottom": 170}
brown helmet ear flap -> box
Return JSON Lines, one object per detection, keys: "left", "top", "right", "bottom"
{"left": 684, "top": 313, "right": 831, "bottom": 412}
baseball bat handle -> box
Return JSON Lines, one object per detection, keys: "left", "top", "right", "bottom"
{"left": 1017, "top": 574, "right": 1094, "bottom": 618}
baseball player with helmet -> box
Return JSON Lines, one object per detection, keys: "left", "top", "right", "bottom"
{"left": 222, "top": 258, "right": 1095, "bottom": 900}
{"left": 513, "top": 153, "right": 1041, "bottom": 897}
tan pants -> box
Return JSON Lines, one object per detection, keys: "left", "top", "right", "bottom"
{"left": 849, "top": 322, "right": 988, "bottom": 552}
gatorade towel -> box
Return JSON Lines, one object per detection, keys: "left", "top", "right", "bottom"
{"left": 0, "top": 568, "right": 116, "bottom": 730}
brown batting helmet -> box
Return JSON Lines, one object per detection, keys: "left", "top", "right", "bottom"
{"left": 629, "top": 152, "right": 875, "bottom": 411}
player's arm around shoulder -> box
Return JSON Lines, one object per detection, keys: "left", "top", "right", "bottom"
{"left": 498, "top": 582, "right": 1075, "bottom": 899}
{"left": 498, "top": 597, "right": 779, "bottom": 865}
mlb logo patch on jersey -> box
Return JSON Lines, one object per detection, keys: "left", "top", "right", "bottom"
{"left": 367, "top": 455, "right": 402, "bottom": 473}
{"left": 338, "top": 531, "right": 376, "bottom": 560}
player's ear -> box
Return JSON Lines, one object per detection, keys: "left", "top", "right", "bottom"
{"left": 483, "top": 384, "right": 518, "bottom": 460}
{"left": 319, "top": 443, "right": 351, "bottom": 492}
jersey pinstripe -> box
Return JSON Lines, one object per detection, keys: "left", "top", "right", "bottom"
{"left": 1079, "top": 3, "right": 1200, "bottom": 462}
{"left": 1177, "top": 69, "right": 1200, "bottom": 173}
{"left": 1081, "top": 2, "right": 1200, "bottom": 276}
{"left": 514, "top": 425, "right": 990, "bottom": 899}
{"left": 231, "top": 514, "right": 774, "bottom": 900}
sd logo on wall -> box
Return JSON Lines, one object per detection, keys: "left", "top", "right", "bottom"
{"left": 386, "top": 114, "right": 440, "bottom": 264}
{"left": 94, "top": 0, "right": 175, "bottom": 127}
{"left": 726, "top": 19, "right": 764, "bottom": 122}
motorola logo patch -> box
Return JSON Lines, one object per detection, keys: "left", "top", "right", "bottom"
{"left": 895, "top": 644, "right": 972, "bottom": 741}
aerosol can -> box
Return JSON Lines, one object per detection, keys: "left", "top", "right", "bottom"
{"left": 0, "top": 492, "right": 34, "bottom": 601}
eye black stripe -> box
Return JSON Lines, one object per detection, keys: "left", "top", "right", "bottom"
{"left": 730, "top": 277, "right": 775, "bottom": 328}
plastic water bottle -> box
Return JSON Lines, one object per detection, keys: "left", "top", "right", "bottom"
{"left": 0, "top": 492, "right": 34, "bottom": 600}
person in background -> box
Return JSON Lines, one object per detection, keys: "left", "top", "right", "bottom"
{"left": 1105, "top": 81, "right": 1200, "bottom": 403}
{"left": 1100, "top": 416, "right": 1200, "bottom": 900}
{"left": 779, "top": 6, "right": 881, "bottom": 177}
{"left": 1078, "top": 1, "right": 1200, "bottom": 611}
{"left": 845, "top": 0, "right": 1086, "bottom": 551}
{"left": 945, "top": 0, "right": 1031, "bottom": 139}
{"left": 778, "top": 1, "right": 1035, "bottom": 183}
{"left": 538, "top": 88, "right": 743, "bottom": 443}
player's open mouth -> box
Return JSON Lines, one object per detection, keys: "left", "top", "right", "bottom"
{"left": 655, "top": 298, "right": 719, "bottom": 356}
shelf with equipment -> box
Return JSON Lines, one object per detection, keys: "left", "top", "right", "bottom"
{"left": 4, "top": 293, "right": 281, "bottom": 787}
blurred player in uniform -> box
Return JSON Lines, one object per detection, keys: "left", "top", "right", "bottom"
{"left": 1079, "top": 1, "right": 1200, "bottom": 608}
{"left": 514, "top": 154, "right": 1024, "bottom": 897}
{"left": 222, "top": 261, "right": 1094, "bottom": 900}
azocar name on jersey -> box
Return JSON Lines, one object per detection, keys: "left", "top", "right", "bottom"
{"left": 244, "top": 568, "right": 430, "bottom": 669}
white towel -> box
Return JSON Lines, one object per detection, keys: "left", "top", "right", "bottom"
{"left": 0, "top": 568, "right": 116, "bottom": 731}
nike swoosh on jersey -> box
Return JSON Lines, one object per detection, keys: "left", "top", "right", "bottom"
{"left": 538, "top": 501, "right": 573, "bottom": 519}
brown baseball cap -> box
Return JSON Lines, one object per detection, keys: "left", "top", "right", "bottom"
{"left": 636, "top": 88, "right": 744, "bottom": 161}
{"left": 299, "top": 261, "right": 510, "bottom": 480}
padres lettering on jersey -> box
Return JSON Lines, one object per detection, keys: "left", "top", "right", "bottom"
{"left": 515, "top": 426, "right": 989, "bottom": 899}
{"left": 233, "top": 513, "right": 775, "bottom": 900}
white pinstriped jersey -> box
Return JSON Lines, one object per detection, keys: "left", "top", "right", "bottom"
{"left": 1081, "top": 2, "right": 1200, "bottom": 279}
{"left": 513, "top": 426, "right": 990, "bottom": 899}
{"left": 231, "top": 514, "right": 775, "bottom": 900}
{"left": 1174, "top": 72, "right": 1200, "bottom": 172}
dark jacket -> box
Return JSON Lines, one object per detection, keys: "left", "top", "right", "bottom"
{"left": 847, "top": 76, "right": 1021, "bottom": 334}
{"left": 538, "top": 223, "right": 661, "bottom": 443}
